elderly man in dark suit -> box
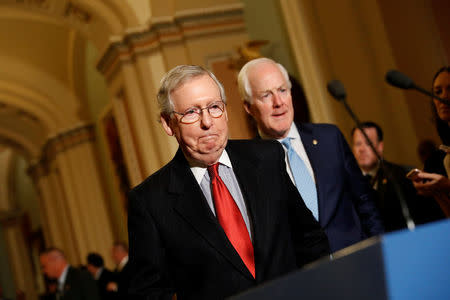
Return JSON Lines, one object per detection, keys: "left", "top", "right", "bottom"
{"left": 238, "top": 58, "right": 384, "bottom": 253}
{"left": 39, "top": 248, "right": 100, "bottom": 300}
{"left": 126, "top": 65, "right": 330, "bottom": 300}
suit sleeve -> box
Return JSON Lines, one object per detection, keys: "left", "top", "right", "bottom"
{"left": 126, "top": 189, "right": 175, "bottom": 300}
{"left": 336, "top": 128, "right": 385, "bottom": 236}
{"left": 275, "top": 142, "right": 330, "bottom": 266}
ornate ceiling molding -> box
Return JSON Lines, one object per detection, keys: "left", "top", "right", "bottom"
{"left": 97, "top": 3, "right": 245, "bottom": 79}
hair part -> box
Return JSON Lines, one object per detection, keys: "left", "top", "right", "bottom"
{"left": 237, "top": 57, "right": 292, "bottom": 104}
{"left": 351, "top": 121, "right": 383, "bottom": 142}
{"left": 87, "top": 252, "right": 104, "bottom": 268}
{"left": 157, "top": 65, "right": 226, "bottom": 117}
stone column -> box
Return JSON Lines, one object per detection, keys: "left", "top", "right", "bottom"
{"left": 29, "top": 124, "right": 115, "bottom": 267}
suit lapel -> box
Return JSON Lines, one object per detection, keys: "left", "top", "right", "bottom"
{"left": 170, "top": 149, "right": 254, "bottom": 280}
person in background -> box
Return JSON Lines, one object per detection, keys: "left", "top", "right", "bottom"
{"left": 106, "top": 242, "right": 129, "bottom": 295}
{"left": 86, "top": 253, "right": 116, "bottom": 300}
{"left": 351, "top": 121, "right": 425, "bottom": 231}
{"left": 238, "top": 57, "right": 384, "bottom": 252}
{"left": 411, "top": 66, "right": 450, "bottom": 217}
{"left": 39, "top": 248, "right": 100, "bottom": 300}
{"left": 125, "top": 64, "right": 329, "bottom": 300}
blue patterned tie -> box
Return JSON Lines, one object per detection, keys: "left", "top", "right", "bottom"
{"left": 281, "top": 138, "right": 319, "bottom": 220}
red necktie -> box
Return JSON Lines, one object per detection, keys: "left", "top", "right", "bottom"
{"left": 208, "top": 163, "right": 255, "bottom": 278}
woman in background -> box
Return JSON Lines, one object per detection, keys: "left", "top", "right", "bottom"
{"left": 413, "top": 66, "right": 450, "bottom": 217}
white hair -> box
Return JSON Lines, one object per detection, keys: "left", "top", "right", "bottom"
{"left": 237, "top": 57, "right": 292, "bottom": 103}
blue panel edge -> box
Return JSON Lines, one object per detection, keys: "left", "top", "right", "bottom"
{"left": 382, "top": 219, "right": 450, "bottom": 300}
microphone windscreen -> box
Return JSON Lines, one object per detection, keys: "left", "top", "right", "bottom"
{"left": 327, "top": 80, "right": 346, "bottom": 101}
{"left": 385, "top": 70, "right": 415, "bottom": 89}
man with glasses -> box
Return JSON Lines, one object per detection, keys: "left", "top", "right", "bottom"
{"left": 126, "top": 65, "right": 330, "bottom": 300}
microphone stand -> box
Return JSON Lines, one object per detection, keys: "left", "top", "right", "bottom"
{"left": 340, "top": 98, "right": 416, "bottom": 231}
{"left": 412, "top": 84, "right": 450, "bottom": 105}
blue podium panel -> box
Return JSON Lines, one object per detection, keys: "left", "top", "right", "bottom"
{"left": 229, "top": 219, "right": 450, "bottom": 300}
{"left": 383, "top": 219, "right": 450, "bottom": 300}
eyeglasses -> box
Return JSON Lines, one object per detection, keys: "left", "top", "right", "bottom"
{"left": 172, "top": 101, "right": 225, "bottom": 124}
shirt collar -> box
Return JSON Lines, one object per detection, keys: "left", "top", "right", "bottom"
{"left": 118, "top": 256, "right": 128, "bottom": 271}
{"left": 362, "top": 166, "right": 379, "bottom": 177}
{"left": 191, "top": 150, "right": 232, "bottom": 184}
{"left": 95, "top": 267, "right": 103, "bottom": 280}
{"left": 58, "top": 265, "right": 69, "bottom": 289}
{"left": 259, "top": 123, "right": 300, "bottom": 142}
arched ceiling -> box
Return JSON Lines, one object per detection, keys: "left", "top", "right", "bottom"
{"left": 0, "top": 0, "right": 141, "bottom": 160}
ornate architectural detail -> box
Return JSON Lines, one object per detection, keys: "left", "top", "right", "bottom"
{"left": 64, "top": 2, "right": 91, "bottom": 24}
{"left": 97, "top": 4, "right": 245, "bottom": 79}
{"left": 42, "top": 123, "right": 95, "bottom": 160}
{"left": 29, "top": 124, "right": 95, "bottom": 178}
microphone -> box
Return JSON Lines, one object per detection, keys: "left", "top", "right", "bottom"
{"left": 385, "top": 70, "right": 450, "bottom": 105}
{"left": 327, "top": 80, "right": 347, "bottom": 101}
{"left": 385, "top": 70, "right": 414, "bottom": 89}
{"left": 326, "top": 79, "right": 415, "bottom": 230}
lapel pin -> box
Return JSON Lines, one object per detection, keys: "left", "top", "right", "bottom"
{"left": 313, "top": 139, "right": 318, "bottom": 145}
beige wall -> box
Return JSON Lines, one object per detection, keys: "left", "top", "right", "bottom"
{"left": 378, "top": 0, "right": 448, "bottom": 148}
{"left": 280, "top": 0, "right": 449, "bottom": 167}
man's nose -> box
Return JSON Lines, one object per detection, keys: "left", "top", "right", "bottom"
{"left": 272, "top": 92, "right": 283, "bottom": 107}
{"left": 200, "top": 109, "right": 212, "bottom": 128}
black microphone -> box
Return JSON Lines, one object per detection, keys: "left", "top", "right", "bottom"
{"left": 385, "top": 70, "right": 415, "bottom": 89}
{"left": 327, "top": 80, "right": 347, "bottom": 101}
{"left": 385, "top": 69, "right": 450, "bottom": 105}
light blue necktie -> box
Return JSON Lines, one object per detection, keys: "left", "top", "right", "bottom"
{"left": 281, "top": 138, "right": 319, "bottom": 220}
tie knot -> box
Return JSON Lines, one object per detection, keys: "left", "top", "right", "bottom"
{"left": 281, "top": 137, "right": 292, "bottom": 149}
{"left": 207, "top": 163, "right": 220, "bottom": 179}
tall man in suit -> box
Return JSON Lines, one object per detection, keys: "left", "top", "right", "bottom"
{"left": 126, "top": 65, "right": 330, "bottom": 300}
{"left": 238, "top": 58, "right": 384, "bottom": 253}
{"left": 39, "top": 248, "right": 100, "bottom": 300}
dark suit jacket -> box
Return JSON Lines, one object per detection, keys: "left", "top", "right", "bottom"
{"left": 370, "top": 160, "right": 425, "bottom": 232}
{"left": 294, "top": 123, "right": 384, "bottom": 252}
{"left": 96, "top": 268, "right": 117, "bottom": 300}
{"left": 126, "top": 139, "right": 330, "bottom": 300}
{"left": 60, "top": 266, "right": 100, "bottom": 300}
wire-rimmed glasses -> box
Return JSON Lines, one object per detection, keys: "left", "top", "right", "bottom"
{"left": 172, "top": 101, "right": 225, "bottom": 124}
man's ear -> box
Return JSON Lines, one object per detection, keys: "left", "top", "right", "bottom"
{"left": 378, "top": 141, "right": 384, "bottom": 155}
{"left": 160, "top": 114, "right": 174, "bottom": 136}
{"left": 243, "top": 101, "right": 252, "bottom": 116}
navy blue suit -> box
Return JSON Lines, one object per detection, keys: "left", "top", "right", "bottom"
{"left": 294, "top": 123, "right": 384, "bottom": 252}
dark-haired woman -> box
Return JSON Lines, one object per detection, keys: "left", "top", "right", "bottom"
{"left": 413, "top": 67, "right": 450, "bottom": 217}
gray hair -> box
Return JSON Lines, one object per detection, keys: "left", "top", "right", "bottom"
{"left": 237, "top": 57, "right": 292, "bottom": 104}
{"left": 157, "top": 65, "right": 227, "bottom": 116}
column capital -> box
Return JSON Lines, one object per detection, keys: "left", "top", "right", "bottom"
{"left": 29, "top": 124, "right": 96, "bottom": 179}
{"left": 97, "top": 3, "right": 245, "bottom": 79}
